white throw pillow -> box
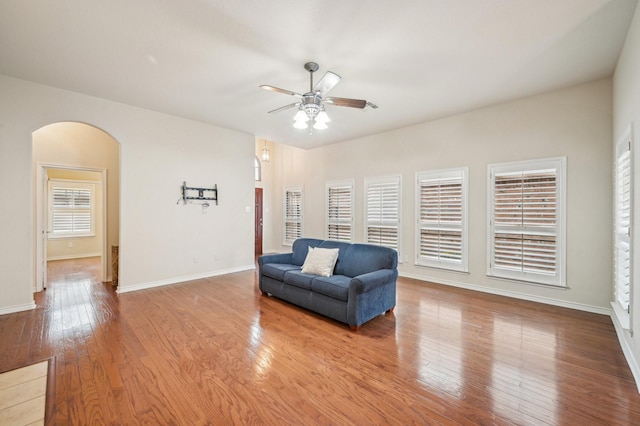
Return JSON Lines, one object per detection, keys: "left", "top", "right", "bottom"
{"left": 301, "top": 247, "right": 339, "bottom": 277}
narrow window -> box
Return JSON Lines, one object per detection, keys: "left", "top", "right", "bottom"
{"left": 488, "top": 157, "right": 566, "bottom": 286}
{"left": 255, "top": 156, "right": 261, "bottom": 181}
{"left": 416, "top": 168, "right": 468, "bottom": 271}
{"left": 327, "top": 180, "right": 354, "bottom": 242}
{"left": 49, "top": 179, "right": 95, "bottom": 238}
{"left": 365, "top": 176, "right": 401, "bottom": 254}
{"left": 614, "top": 129, "right": 633, "bottom": 329}
{"left": 284, "top": 187, "right": 303, "bottom": 245}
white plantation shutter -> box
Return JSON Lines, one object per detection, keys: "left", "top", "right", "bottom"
{"left": 416, "top": 169, "right": 468, "bottom": 271}
{"left": 327, "top": 181, "right": 353, "bottom": 242}
{"left": 284, "top": 187, "right": 303, "bottom": 245}
{"left": 489, "top": 158, "right": 565, "bottom": 286}
{"left": 614, "top": 135, "right": 632, "bottom": 317}
{"left": 49, "top": 180, "right": 95, "bottom": 237}
{"left": 365, "top": 176, "right": 400, "bottom": 252}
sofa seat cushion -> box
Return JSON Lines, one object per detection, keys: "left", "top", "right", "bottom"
{"left": 262, "top": 263, "right": 301, "bottom": 281}
{"left": 283, "top": 270, "right": 315, "bottom": 290}
{"left": 311, "top": 275, "right": 351, "bottom": 302}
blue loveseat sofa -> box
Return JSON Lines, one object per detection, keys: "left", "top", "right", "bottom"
{"left": 258, "top": 238, "right": 398, "bottom": 330}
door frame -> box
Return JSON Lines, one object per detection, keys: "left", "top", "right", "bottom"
{"left": 255, "top": 188, "right": 263, "bottom": 255}
{"left": 35, "top": 163, "right": 108, "bottom": 291}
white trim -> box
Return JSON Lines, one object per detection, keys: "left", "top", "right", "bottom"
{"left": 415, "top": 167, "right": 468, "bottom": 272}
{"left": 47, "top": 253, "right": 102, "bottom": 261}
{"left": 610, "top": 308, "right": 640, "bottom": 393}
{"left": 399, "top": 271, "right": 611, "bottom": 316}
{"left": 0, "top": 301, "right": 37, "bottom": 316}
{"left": 487, "top": 156, "right": 567, "bottom": 287}
{"left": 116, "top": 264, "right": 256, "bottom": 294}
{"left": 364, "top": 174, "right": 402, "bottom": 256}
{"left": 613, "top": 124, "right": 633, "bottom": 332}
{"left": 36, "top": 163, "right": 109, "bottom": 291}
{"left": 326, "top": 179, "right": 355, "bottom": 242}
{"left": 283, "top": 186, "right": 304, "bottom": 246}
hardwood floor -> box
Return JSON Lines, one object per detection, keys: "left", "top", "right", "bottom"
{"left": 0, "top": 257, "right": 639, "bottom": 425}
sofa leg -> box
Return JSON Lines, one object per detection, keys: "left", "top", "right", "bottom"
{"left": 387, "top": 306, "right": 395, "bottom": 313}
{"left": 349, "top": 324, "right": 361, "bottom": 331}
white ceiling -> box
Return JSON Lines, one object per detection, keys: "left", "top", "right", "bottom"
{"left": 0, "top": 0, "right": 637, "bottom": 149}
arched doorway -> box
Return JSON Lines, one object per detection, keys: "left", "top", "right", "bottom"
{"left": 33, "top": 122, "right": 120, "bottom": 291}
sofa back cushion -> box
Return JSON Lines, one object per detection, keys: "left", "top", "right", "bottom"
{"left": 318, "top": 240, "right": 352, "bottom": 275}
{"left": 292, "top": 238, "right": 324, "bottom": 266}
{"left": 339, "top": 244, "right": 398, "bottom": 277}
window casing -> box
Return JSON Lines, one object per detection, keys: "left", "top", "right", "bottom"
{"left": 326, "top": 180, "right": 354, "bottom": 242}
{"left": 614, "top": 128, "right": 633, "bottom": 329}
{"left": 48, "top": 179, "right": 96, "bottom": 238}
{"left": 416, "top": 168, "right": 468, "bottom": 272}
{"left": 365, "top": 176, "right": 401, "bottom": 254}
{"left": 488, "top": 157, "right": 566, "bottom": 286}
{"left": 284, "top": 187, "right": 303, "bottom": 246}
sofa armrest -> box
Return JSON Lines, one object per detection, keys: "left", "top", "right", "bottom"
{"left": 349, "top": 269, "right": 397, "bottom": 294}
{"left": 258, "top": 253, "right": 294, "bottom": 268}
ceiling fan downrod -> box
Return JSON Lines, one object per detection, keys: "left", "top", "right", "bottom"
{"left": 304, "top": 62, "right": 319, "bottom": 93}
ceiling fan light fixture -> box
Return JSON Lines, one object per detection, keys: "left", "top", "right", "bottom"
{"left": 294, "top": 109, "right": 309, "bottom": 122}
{"left": 316, "top": 110, "right": 330, "bottom": 123}
{"left": 293, "top": 119, "right": 308, "bottom": 130}
{"left": 312, "top": 120, "right": 328, "bottom": 130}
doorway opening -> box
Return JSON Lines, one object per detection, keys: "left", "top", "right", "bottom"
{"left": 33, "top": 122, "right": 120, "bottom": 292}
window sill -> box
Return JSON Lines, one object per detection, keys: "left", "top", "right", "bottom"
{"left": 611, "top": 302, "right": 631, "bottom": 331}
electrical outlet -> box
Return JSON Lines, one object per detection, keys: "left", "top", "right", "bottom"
{"left": 67, "top": 241, "right": 73, "bottom": 248}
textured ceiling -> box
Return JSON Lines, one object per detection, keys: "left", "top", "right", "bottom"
{"left": 0, "top": 0, "right": 637, "bottom": 148}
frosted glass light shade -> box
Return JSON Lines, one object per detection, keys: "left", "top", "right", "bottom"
{"left": 294, "top": 110, "right": 309, "bottom": 122}
{"left": 293, "top": 119, "right": 308, "bottom": 129}
{"left": 316, "top": 110, "right": 330, "bottom": 123}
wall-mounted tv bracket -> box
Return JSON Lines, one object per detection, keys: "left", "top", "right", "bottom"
{"left": 180, "top": 181, "right": 218, "bottom": 205}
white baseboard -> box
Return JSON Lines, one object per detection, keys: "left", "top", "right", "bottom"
{"left": 48, "top": 253, "right": 102, "bottom": 261}
{"left": 0, "top": 301, "right": 36, "bottom": 316}
{"left": 116, "top": 264, "right": 256, "bottom": 294}
{"left": 610, "top": 309, "right": 640, "bottom": 393}
{"left": 399, "top": 272, "right": 611, "bottom": 316}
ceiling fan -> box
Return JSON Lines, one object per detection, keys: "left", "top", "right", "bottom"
{"left": 260, "top": 62, "right": 377, "bottom": 130}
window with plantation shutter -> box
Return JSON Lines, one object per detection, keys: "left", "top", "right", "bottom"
{"left": 48, "top": 180, "right": 95, "bottom": 238}
{"left": 416, "top": 168, "right": 468, "bottom": 271}
{"left": 283, "top": 187, "right": 303, "bottom": 245}
{"left": 365, "top": 176, "right": 401, "bottom": 253}
{"left": 327, "top": 180, "right": 354, "bottom": 242}
{"left": 488, "top": 158, "right": 566, "bottom": 286}
{"left": 613, "top": 130, "right": 632, "bottom": 329}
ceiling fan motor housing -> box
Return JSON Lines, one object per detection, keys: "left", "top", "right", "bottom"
{"left": 302, "top": 93, "right": 322, "bottom": 118}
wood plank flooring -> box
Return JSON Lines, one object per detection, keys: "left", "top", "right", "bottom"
{"left": 0, "top": 360, "right": 48, "bottom": 425}
{"left": 0, "top": 257, "right": 639, "bottom": 424}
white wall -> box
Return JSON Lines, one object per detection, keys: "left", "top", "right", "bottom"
{"left": 0, "top": 75, "right": 255, "bottom": 314}
{"left": 613, "top": 3, "right": 640, "bottom": 391}
{"left": 268, "top": 79, "right": 613, "bottom": 313}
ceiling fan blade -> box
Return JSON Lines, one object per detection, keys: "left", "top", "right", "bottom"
{"left": 268, "top": 103, "right": 299, "bottom": 114}
{"left": 260, "top": 85, "right": 303, "bottom": 98}
{"left": 324, "top": 97, "right": 367, "bottom": 109}
{"left": 313, "top": 71, "right": 341, "bottom": 95}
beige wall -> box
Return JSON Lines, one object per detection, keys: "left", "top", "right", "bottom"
{"left": 613, "top": 2, "right": 640, "bottom": 391}
{"left": 267, "top": 79, "right": 613, "bottom": 313}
